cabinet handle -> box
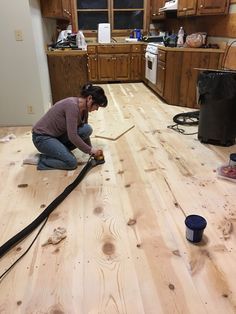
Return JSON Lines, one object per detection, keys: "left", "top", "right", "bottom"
{"left": 200, "top": 4, "right": 203, "bottom": 8}
{"left": 162, "top": 67, "right": 165, "bottom": 70}
{"left": 183, "top": 7, "right": 187, "bottom": 11}
{"left": 152, "top": 13, "right": 156, "bottom": 16}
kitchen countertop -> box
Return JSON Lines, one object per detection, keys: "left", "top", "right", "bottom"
{"left": 46, "top": 43, "right": 224, "bottom": 55}
{"left": 158, "top": 46, "right": 225, "bottom": 53}
{"left": 46, "top": 41, "right": 146, "bottom": 55}
{"left": 46, "top": 49, "right": 87, "bottom": 55}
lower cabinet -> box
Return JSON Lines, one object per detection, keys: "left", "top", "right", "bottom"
{"left": 87, "top": 44, "right": 143, "bottom": 82}
{"left": 88, "top": 54, "right": 98, "bottom": 81}
{"left": 98, "top": 54, "right": 130, "bottom": 81}
{"left": 156, "top": 49, "right": 166, "bottom": 96}
{"left": 156, "top": 48, "right": 224, "bottom": 108}
{"left": 47, "top": 53, "right": 88, "bottom": 103}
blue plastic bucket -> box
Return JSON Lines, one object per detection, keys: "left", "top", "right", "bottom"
{"left": 185, "top": 215, "right": 207, "bottom": 243}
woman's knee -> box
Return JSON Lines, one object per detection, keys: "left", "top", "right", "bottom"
{"left": 66, "top": 155, "right": 78, "bottom": 169}
{"left": 78, "top": 124, "right": 93, "bottom": 139}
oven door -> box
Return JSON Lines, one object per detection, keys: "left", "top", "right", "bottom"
{"left": 145, "top": 52, "right": 158, "bottom": 84}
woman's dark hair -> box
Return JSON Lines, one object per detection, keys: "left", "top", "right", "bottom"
{"left": 81, "top": 83, "right": 108, "bottom": 107}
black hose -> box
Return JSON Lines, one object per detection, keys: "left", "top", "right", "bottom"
{"left": 0, "top": 156, "right": 102, "bottom": 259}
{"left": 173, "top": 111, "right": 199, "bottom": 126}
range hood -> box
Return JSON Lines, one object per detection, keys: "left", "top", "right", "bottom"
{"left": 159, "top": 0, "right": 178, "bottom": 12}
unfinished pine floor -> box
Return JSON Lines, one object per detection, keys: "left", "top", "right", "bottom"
{"left": 0, "top": 83, "right": 236, "bottom": 314}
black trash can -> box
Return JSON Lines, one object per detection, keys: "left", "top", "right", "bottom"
{"left": 197, "top": 70, "right": 236, "bottom": 146}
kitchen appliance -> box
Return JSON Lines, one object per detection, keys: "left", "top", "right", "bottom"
{"left": 98, "top": 23, "right": 111, "bottom": 44}
{"left": 159, "top": 0, "right": 178, "bottom": 12}
{"left": 145, "top": 42, "right": 164, "bottom": 85}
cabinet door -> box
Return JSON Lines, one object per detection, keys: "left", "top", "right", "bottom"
{"left": 62, "top": 0, "right": 72, "bottom": 18}
{"left": 197, "top": 0, "right": 229, "bottom": 15}
{"left": 115, "top": 54, "right": 130, "bottom": 80}
{"left": 141, "top": 45, "right": 147, "bottom": 81}
{"left": 47, "top": 54, "right": 88, "bottom": 103}
{"left": 178, "top": 0, "right": 197, "bottom": 16}
{"left": 88, "top": 55, "right": 98, "bottom": 82}
{"left": 130, "top": 54, "right": 142, "bottom": 80}
{"left": 98, "top": 55, "right": 115, "bottom": 81}
{"left": 151, "top": 0, "right": 166, "bottom": 20}
{"left": 41, "top": 0, "right": 71, "bottom": 20}
{"left": 156, "top": 60, "right": 165, "bottom": 96}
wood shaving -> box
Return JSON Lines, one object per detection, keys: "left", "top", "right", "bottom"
{"left": 219, "top": 219, "right": 233, "bottom": 239}
{"left": 0, "top": 133, "right": 16, "bottom": 143}
{"left": 42, "top": 227, "right": 67, "bottom": 246}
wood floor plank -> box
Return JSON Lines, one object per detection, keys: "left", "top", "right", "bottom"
{"left": 0, "top": 83, "right": 236, "bottom": 313}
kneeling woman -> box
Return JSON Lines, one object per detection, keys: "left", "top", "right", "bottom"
{"left": 27, "top": 84, "right": 107, "bottom": 170}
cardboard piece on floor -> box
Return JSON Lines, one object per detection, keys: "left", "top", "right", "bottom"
{"left": 94, "top": 121, "right": 134, "bottom": 140}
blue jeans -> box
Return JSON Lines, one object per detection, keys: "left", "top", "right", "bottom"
{"left": 32, "top": 124, "right": 92, "bottom": 170}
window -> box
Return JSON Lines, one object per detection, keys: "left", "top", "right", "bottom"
{"left": 76, "top": 0, "right": 146, "bottom": 33}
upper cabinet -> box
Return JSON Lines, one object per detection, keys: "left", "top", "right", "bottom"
{"left": 151, "top": 0, "right": 166, "bottom": 20}
{"left": 178, "top": 0, "right": 229, "bottom": 16}
{"left": 178, "top": 0, "right": 197, "bottom": 17}
{"left": 40, "top": 0, "right": 72, "bottom": 20}
{"left": 197, "top": 0, "right": 230, "bottom": 15}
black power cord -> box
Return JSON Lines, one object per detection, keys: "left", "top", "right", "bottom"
{"left": 167, "top": 111, "right": 199, "bottom": 135}
{"left": 0, "top": 155, "right": 105, "bottom": 281}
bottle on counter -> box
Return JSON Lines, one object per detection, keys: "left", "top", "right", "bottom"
{"left": 177, "top": 26, "right": 184, "bottom": 47}
{"left": 76, "top": 31, "right": 87, "bottom": 50}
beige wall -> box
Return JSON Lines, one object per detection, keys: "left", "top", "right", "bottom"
{"left": 0, "top": 0, "right": 54, "bottom": 126}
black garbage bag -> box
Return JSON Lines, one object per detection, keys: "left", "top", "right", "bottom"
{"left": 198, "top": 71, "right": 236, "bottom": 102}
{"left": 197, "top": 70, "right": 236, "bottom": 146}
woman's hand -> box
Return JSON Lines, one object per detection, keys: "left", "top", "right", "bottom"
{"left": 90, "top": 147, "right": 103, "bottom": 157}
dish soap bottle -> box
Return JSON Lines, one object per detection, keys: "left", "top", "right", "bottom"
{"left": 177, "top": 26, "right": 184, "bottom": 47}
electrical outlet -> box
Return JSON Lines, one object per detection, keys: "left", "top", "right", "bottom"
{"left": 27, "top": 105, "right": 34, "bottom": 114}
{"left": 15, "top": 30, "right": 23, "bottom": 41}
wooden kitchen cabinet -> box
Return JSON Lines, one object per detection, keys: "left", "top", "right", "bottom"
{"left": 87, "top": 44, "right": 143, "bottom": 82}
{"left": 156, "top": 50, "right": 166, "bottom": 96}
{"left": 197, "top": 0, "right": 230, "bottom": 15}
{"left": 141, "top": 44, "right": 147, "bottom": 81}
{"left": 155, "top": 48, "right": 223, "bottom": 108}
{"left": 95, "top": 44, "right": 130, "bottom": 82}
{"left": 47, "top": 53, "right": 88, "bottom": 103}
{"left": 40, "top": 0, "right": 72, "bottom": 20}
{"left": 98, "top": 54, "right": 130, "bottom": 81}
{"left": 178, "top": 0, "right": 197, "bottom": 16}
{"left": 151, "top": 0, "right": 166, "bottom": 20}
{"left": 130, "top": 45, "right": 142, "bottom": 81}
{"left": 87, "top": 45, "right": 98, "bottom": 81}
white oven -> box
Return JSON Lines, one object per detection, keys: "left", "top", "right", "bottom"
{"left": 145, "top": 43, "right": 164, "bottom": 85}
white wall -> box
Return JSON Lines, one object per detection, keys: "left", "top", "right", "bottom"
{"left": 0, "top": 0, "right": 54, "bottom": 126}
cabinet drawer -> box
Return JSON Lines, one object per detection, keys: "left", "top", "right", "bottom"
{"left": 131, "top": 45, "right": 142, "bottom": 53}
{"left": 87, "top": 45, "right": 97, "bottom": 54}
{"left": 97, "top": 45, "right": 131, "bottom": 54}
{"left": 158, "top": 50, "right": 166, "bottom": 62}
